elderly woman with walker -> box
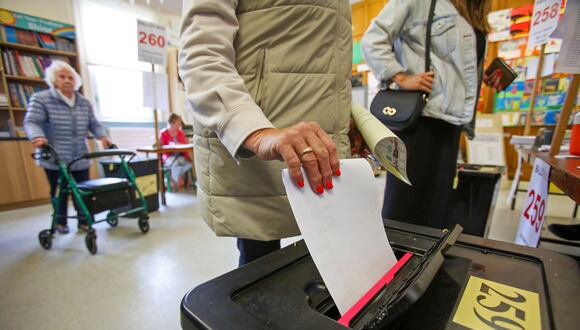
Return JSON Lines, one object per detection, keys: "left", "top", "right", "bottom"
{"left": 24, "top": 60, "right": 112, "bottom": 234}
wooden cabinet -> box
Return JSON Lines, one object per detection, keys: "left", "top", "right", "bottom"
{"left": 17, "top": 141, "right": 50, "bottom": 200}
{"left": 0, "top": 140, "right": 32, "bottom": 204}
{"left": 0, "top": 139, "right": 100, "bottom": 210}
{"left": 0, "top": 140, "right": 50, "bottom": 207}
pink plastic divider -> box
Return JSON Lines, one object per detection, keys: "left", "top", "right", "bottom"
{"left": 337, "top": 252, "right": 413, "bottom": 327}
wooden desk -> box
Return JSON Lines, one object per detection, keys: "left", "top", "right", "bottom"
{"left": 523, "top": 150, "right": 580, "bottom": 204}
{"left": 136, "top": 144, "right": 194, "bottom": 206}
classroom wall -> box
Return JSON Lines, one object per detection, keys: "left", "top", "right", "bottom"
{"left": 1, "top": 0, "right": 75, "bottom": 24}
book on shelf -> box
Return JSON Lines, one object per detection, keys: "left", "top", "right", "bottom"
{"left": 36, "top": 33, "right": 56, "bottom": 50}
{"left": 14, "top": 28, "right": 38, "bottom": 47}
{"left": 1, "top": 49, "right": 70, "bottom": 78}
{"left": 53, "top": 36, "right": 75, "bottom": 52}
{"left": 0, "top": 26, "right": 75, "bottom": 52}
{"left": 8, "top": 83, "right": 43, "bottom": 108}
{"left": 2, "top": 26, "right": 17, "bottom": 43}
{"left": 0, "top": 93, "right": 8, "bottom": 106}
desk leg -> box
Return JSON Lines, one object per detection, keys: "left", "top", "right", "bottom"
{"left": 158, "top": 157, "right": 166, "bottom": 206}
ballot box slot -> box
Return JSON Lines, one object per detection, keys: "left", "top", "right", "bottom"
{"left": 306, "top": 250, "right": 412, "bottom": 321}
{"left": 346, "top": 226, "right": 463, "bottom": 329}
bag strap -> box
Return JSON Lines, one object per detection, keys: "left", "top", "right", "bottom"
{"left": 425, "top": 0, "right": 438, "bottom": 72}
{"left": 380, "top": 0, "right": 438, "bottom": 90}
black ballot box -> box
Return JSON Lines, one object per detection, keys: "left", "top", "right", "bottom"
{"left": 181, "top": 221, "right": 579, "bottom": 330}
{"left": 100, "top": 158, "right": 159, "bottom": 214}
{"left": 448, "top": 164, "right": 503, "bottom": 237}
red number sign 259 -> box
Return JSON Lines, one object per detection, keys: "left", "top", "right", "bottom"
{"left": 523, "top": 189, "right": 545, "bottom": 233}
{"left": 139, "top": 32, "right": 166, "bottom": 48}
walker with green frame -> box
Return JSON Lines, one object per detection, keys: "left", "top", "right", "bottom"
{"left": 33, "top": 144, "right": 150, "bottom": 254}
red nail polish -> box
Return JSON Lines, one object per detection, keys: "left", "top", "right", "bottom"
{"left": 326, "top": 180, "right": 333, "bottom": 190}
{"left": 335, "top": 169, "right": 341, "bottom": 176}
{"left": 298, "top": 180, "right": 304, "bottom": 188}
{"left": 316, "top": 184, "right": 324, "bottom": 194}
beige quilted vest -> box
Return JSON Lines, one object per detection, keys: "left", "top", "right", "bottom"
{"left": 193, "top": 0, "right": 352, "bottom": 240}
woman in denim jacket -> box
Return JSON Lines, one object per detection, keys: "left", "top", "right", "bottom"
{"left": 362, "top": 0, "right": 500, "bottom": 229}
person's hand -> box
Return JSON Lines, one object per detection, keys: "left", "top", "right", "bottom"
{"left": 484, "top": 69, "right": 503, "bottom": 90}
{"left": 244, "top": 122, "right": 341, "bottom": 194}
{"left": 32, "top": 137, "right": 48, "bottom": 148}
{"left": 98, "top": 136, "right": 113, "bottom": 149}
{"left": 393, "top": 71, "right": 434, "bottom": 93}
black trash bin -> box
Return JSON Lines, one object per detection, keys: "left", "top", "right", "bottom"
{"left": 447, "top": 164, "right": 503, "bottom": 237}
{"left": 101, "top": 158, "right": 159, "bottom": 214}
{"left": 181, "top": 220, "right": 579, "bottom": 330}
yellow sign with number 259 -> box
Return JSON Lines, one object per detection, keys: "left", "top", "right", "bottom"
{"left": 453, "top": 276, "right": 541, "bottom": 330}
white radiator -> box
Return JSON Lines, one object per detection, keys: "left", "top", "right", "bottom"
{"left": 106, "top": 126, "right": 157, "bottom": 152}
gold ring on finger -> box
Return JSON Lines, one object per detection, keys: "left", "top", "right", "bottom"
{"left": 300, "top": 146, "right": 314, "bottom": 158}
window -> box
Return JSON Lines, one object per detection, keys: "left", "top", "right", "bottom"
{"left": 78, "top": 0, "right": 160, "bottom": 123}
{"left": 88, "top": 65, "right": 152, "bottom": 122}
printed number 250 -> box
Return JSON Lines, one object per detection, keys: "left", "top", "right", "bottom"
{"left": 523, "top": 189, "right": 545, "bottom": 233}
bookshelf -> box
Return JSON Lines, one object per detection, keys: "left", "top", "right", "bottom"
{"left": 0, "top": 8, "right": 79, "bottom": 137}
{"left": 0, "top": 9, "right": 80, "bottom": 210}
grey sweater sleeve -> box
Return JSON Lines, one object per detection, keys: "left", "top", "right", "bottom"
{"left": 361, "top": 0, "right": 411, "bottom": 82}
{"left": 178, "top": 0, "right": 274, "bottom": 161}
{"left": 87, "top": 102, "right": 106, "bottom": 138}
{"left": 24, "top": 93, "right": 48, "bottom": 140}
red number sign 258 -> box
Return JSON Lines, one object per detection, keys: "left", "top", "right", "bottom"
{"left": 532, "top": 3, "right": 559, "bottom": 26}
{"left": 523, "top": 189, "right": 545, "bottom": 233}
{"left": 139, "top": 32, "right": 166, "bottom": 48}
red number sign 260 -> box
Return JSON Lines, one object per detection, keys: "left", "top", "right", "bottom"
{"left": 523, "top": 189, "right": 545, "bottom": 233}
{"left": 139, "top": 32, "right": 166, "bottom": 48}
{"left": 532, "top": 3, "right": 559, "bottom": 26}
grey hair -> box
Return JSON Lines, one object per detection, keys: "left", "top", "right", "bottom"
{"left": 44, "top": 60, "right": 83, "bottom": 91}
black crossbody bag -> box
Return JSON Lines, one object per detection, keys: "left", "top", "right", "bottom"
{"left": 370, "top": 0, "right": 437, "bottom": 132}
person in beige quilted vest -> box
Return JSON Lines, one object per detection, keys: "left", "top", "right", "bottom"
{"left": 179, "top": 0, "right": 352, "bottom": 266}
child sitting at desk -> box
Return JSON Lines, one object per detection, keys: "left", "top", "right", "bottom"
{"left": 160, "top": 113, "right": 193, "bottom": 190}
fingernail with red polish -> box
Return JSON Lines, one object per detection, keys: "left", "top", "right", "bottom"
{"left": 335, "top": 169, "right": 341, "bottom": 176}
{"left": 326, "top": 179, "right": 333, "bottom": 190}
{"left": 316, "top": 184, "right": 324, "bottom": 194}
{"left": 298, "top": 180, "right": 304, "bottom": 188}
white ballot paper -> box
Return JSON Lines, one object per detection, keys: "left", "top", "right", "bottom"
{"left": 282, "top": 158, "right": 397, "bottom": 315}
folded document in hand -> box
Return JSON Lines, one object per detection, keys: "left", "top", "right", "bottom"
{"left": 351, "top": 104, "right": 410, "bottom": 185}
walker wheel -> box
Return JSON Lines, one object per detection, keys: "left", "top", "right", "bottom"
{"left": 107, "top": 217, "right": 119, "bottom": 227}
{"left": 138, "top": 216, "right": 150, "bottom": 233}
{"left": 85, "top": 229, "right": 97, "bottom": 255}
{"left": 38, "top": 230, "right": 52, "bottom": 250}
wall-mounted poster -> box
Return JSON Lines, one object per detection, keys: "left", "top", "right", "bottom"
{"left": 488, "top": 9, "right": 512, "bottom": 42}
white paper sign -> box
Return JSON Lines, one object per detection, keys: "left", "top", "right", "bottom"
{"left": 488, "top": 9, "right": 513, "bottom": 42}
{"left": 553, "top": 0, "right": 580, "bottom": 73}
{"left": 527, "top": 0, "right": 561, "bottom": 49}
{"left": 467, "top": 132, "right": 506, "bottom": 166}
{"left": 282, "top": 159, "right": 397, "bottom": 315}
{"left": 515, "top": 158, "right": 551, "bottom": 247}
{"left": 137, "top": 19, "right": 167, "bottom": 65}
{"left": 142, "top": 72, "right": 169, "bottom": 111}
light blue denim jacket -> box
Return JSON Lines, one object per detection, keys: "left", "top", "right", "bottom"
{"left": 361, "top": 0, "right": 482, "bottom": 127}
